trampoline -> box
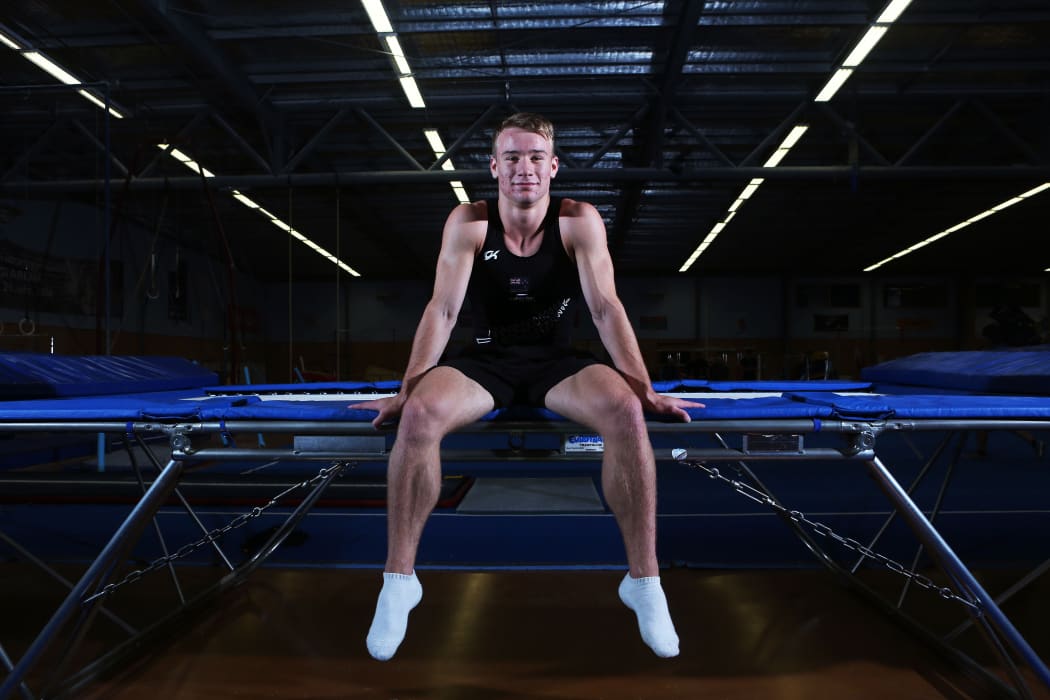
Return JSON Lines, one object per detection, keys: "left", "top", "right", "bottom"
{"left": 1, "top": 350, "right": 1049, "bottom": 699}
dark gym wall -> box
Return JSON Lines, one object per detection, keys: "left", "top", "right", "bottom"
{"left": 3, "top": 197, "right": 1047, "bottom": 383}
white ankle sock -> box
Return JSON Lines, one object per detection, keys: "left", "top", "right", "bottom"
{"left": 618, "top": 573, "right": 680, "bottom": 658}
{"left": 366, "top": 571, "right": 423, "bottom": 661}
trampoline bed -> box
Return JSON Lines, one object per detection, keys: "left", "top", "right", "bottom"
{"left": 1, "top": 350, "right": 1049, "bottom": 699}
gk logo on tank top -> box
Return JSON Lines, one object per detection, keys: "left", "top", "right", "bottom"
{"left": 484, "top": 250, "right": 500, "bottom": 261}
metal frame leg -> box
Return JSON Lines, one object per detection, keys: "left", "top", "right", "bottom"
{"left": 864, "top": 456, "right": 1050, "bottom": 694}
{"left": 50, "top": 461, "right": 349, "bottom": 699}
{"left": 0, "top": 459, "right": 186, "bottom": 700}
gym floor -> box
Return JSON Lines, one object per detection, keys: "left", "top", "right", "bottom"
{"left": 5, "top": 565, "right": 1047, "bottom": 699}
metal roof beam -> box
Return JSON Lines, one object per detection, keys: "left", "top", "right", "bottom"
{"left": 969, "top": 98, "right": 1045, "bottom": 165}
{"left": 6, "top": 165, "right": 1050, "bottom": 194}
{"left": 895, "top": 100, "right": 966, "bottom": 166}
{"left": 354, "top": 109, "right": 426, "bottom": 171}
{"left": 638, "top": 0, "right": 703, "bottom": 168}
{"left": 670, "top": 108, "right": 736, "bottom": 168}
{"left": 582, "top": 104, "right": 650, "bottom": 169}
{"left": 740, "top": 101, "right": 809, "bottom": 167}
{"left": 210, "top": 112, "right": 273, "bottom": 174}
{"left": 138, "top": 0, "right": 279, "bottom": 165}
{"left": 610, "top": 1, "right": 703, "bottom": 253}
{"left": 429, "top": 103, "right": 504, "bottom": 171}
{"left": 815, "top": 105, "right": 892, "bottom": 167}
{"left": 136, "top": 110, "right": 210, "bottom": 178}
{"left": 284, "top": 107, "right": 352, "bottom": 174}
{"left": 71, "top": 119, "right": 129, "bottom": 178}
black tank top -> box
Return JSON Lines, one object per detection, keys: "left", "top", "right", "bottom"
{"left": 466, "top": 197, "right": 582, "bottom": 347}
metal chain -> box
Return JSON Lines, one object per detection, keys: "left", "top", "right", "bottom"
{"left": 676, "top": 456, "right": 979, "bottom": 611}
{"left": 83, "top": 462, "right": 351, "bottom": 605}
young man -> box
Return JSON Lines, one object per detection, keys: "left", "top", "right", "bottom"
{"left": 351, "top": 112, "right": 703, "bottom": 661}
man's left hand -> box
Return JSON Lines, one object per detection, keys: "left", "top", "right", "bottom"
{"left": 645, "top": 395, "right": 704, "bottom": 423}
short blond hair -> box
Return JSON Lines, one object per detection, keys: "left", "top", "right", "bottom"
{"left": 492, "top": 112, "right": 554, "bottom": 154}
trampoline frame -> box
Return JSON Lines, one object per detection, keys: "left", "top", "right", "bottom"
{"left": 0, "top": 414, "right": 1047, "bottom": 699}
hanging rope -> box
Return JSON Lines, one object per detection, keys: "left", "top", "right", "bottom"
{"left": 334, "top": 179, "right": 341, "bottom": 381}
{"left": 287, "top": 184, "right": 294, "bottom": 382}
{"left": 96, "top": 156, "right": 135, "bottom": 353}
{"left": 130, "top": 181, "right": 169, "bottom": 302}
{"left": 198, "top": 166, "right": 241, "bottom": 384}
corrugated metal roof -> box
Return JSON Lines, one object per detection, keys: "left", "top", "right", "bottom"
{"left": 1, "top": 0, "right": 1048, "bottom": 280}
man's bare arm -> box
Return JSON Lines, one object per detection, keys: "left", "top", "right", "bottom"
{"left": 351, "top": 202, "right": 486, "bottom": 425}
{"left": 564, "top": 199, "right": 703, "bottom": 420}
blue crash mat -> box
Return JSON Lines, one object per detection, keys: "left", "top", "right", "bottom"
{"left": 861, "top": 348, "right": 1050, "bottom": 394}
{"left": 0, "top": 353, "right": 218, "bottom": 400}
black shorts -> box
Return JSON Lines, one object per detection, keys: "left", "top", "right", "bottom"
{"left": 439, "top": 344, "right": 605, "bottom": 408}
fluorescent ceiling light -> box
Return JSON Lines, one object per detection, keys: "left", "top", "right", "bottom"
{"left": 681, "top": 146, "right": 794, "bottom": 270}
{"left": 763, "top": 149, "right": 788, "bottom": 168}
{"left": 361, "top": 0, "right": 394, "bottom": 33}
{"left": 763, "top": 125, "right": 809, "bottom": 167}
{"left": 842, "top": 25, "right": 888, "bottom": 67}
{"left": 232, "top": 191, "right": 260, "bottom": 208}
{"left": 158, "top": 144, "right": 215, "bottom": 177}
{"left": 363, "top": 0, "right": 425, "bottom": 110}
{"left": 424, "top": 129, "right": 445, "bottom": 154}
{"left": 815, "top": 68, "right": 853, "bottom": 102}
{"left": 77, "top": 89, "right": 124, "bottom": 119}
{"left": 399, "top": 76, "right": 426, "bottom": 108}
{"left": 739, "top": 181, "right": 761, "bottom": 200}
{"left": 451, "top": 181, "right": 470, "bottom": 204}
{"left": 384, "top": 35, "right": 411, "bottom": 75}
{"left": 425, "top": 128, "right": 469, "bottom": 202}
{"left": 23, "top": 51, "right": 79, "bottom": 85}
{"left": 779, "top": 124, "right": 809, "bottom": 150}
{"left": 964, "top": 210, "right": 995, "bottom": 225}
{"left": 689, "top": 0, "right": 909, "bottom": 274}
{"left": 877, "top": 0, "right": 913, "bottom": 24}
{"left": 864, "top": 182, "right": 1050, "bottom": 271}
{"left": 14, "top": 29, "right": 127, "bottom": 118}
{"left": 990, "top": 196, "right": 1025, "bottom": 211}
{"left": 1019, "top": 182, "right": 1050, "bottom": 198}
{"left": 157, "top": 145, "right": 360, "bottom": 277}
{"left": 0, "top": 28, "right": 22, "bottom": 50}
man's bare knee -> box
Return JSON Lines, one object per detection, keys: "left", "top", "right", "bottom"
{"left": 397, "top": 394, "right": 453, "bottom": 445}
{"left": 599, "top": 391, "right": 646, "bottom": 437}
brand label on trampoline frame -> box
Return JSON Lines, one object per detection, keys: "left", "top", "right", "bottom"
{"left": 564, "top": 434, "right": 604, "bottom": 453}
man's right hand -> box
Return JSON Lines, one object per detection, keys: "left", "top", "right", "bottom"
{"left": 349, "top": 393, "right": 405, "bottom": 429}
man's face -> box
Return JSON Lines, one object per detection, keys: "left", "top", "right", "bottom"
{"left": 490, "top": 127, "right": 559, "bottom": 206}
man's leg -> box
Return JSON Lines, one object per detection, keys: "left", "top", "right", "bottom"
{"left": 367, "top": 367, "right": 494, "bottom": 661}
{"left": 545, "top": 365, "right": 679, "bottom": 657}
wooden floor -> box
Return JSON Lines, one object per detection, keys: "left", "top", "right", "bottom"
{"left": 4, "top": 565, "right": 1048, "bottom": 700}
